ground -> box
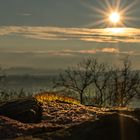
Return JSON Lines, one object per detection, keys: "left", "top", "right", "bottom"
{"left": 0, "top": 95, "right": 140, "bottom": 140}
{"left": 0, "top": 98, "right": 98, "bottom": 139}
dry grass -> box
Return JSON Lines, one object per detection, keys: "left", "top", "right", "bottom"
{"left": 35, "top": 92, "right": 80, "bottom": 105}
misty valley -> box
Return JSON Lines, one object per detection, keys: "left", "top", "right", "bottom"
{"left": 0, "top": 66, "right": 139, "bottom": 108}
{"left": 0, "top": 74, "right": 55, "bottom": 93}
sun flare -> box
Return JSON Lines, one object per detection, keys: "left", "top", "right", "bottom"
{"left": 105, "top": 28, "right": 126, "bottom": 34}
{"left": 109, "top": 12, "right": 120, "bottom": 24}
{"left": 83, "top": 0, "right": 137, "bottom": 27}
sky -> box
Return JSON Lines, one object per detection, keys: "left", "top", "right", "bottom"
{"left": 0, "top": 0, "right": 140, "bottom": 70}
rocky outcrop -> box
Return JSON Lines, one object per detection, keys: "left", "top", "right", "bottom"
{"left": 109, "top": 108, "right": 140, "bottom": 120}
{"left": 0, "top": 98, "right": 140, "bottom": 140}
{"left": 38, "top": 109, "right": 140, "bottom": 140}
{"left": 0, "top": 97, "right": 42, "bottom": 123}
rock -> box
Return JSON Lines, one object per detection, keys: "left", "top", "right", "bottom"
{"left": 109, "top": 108, "right": 140, "bottom": 120}
{"left": 40, "top": 112, "right": 140, "bottom": 140}
{"left": 0, "top": 97, "right": 42, "bottom": 123}
{"left": 96, "top": 113, "right": 140, "bottom": 140}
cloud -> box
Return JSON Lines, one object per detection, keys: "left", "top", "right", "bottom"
{"left": 18, "top": 13, "right": 32, "bottom": 16}
{"left": 1, "top": 47, "right": 138, "bottom": 56}
{"left": 0, "top": 26, "right": 140, "bottom": 43}
{"left": 101, "top": 48, "right": 119, "bottom": 53}
{"left": 77, "top": 48, "right": 120, "bottom": 54}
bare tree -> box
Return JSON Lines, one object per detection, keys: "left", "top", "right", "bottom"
{"left": 92, "top": 57, "right": 140, "bottom": 107}
{"left": 54, "top": 58, "right": 112, "bottom": 105}
{"left": 110, "top": 58, "right": 140, "bottom": 107}
{"left": 54, "top": 57, "right": 140, "bottom": 107}
{"left": 90, "top": 60, "right": 112, "bottom": 106}
{"left": 54, "top": 58, "right": 95, "bottom": 104}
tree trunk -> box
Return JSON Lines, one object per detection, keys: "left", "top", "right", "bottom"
{"left": 80, "top": 92, "right": 83, "bottom": 104}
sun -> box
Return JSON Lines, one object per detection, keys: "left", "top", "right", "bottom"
{"left": 83, "top": 0, "right": 137, "bottom": 27}
{"left": 109, "top": 12, "right": 120, "bottom": 24}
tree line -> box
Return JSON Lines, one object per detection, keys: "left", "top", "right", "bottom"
{"left": 54, "top": 57, "right": 140, "bottom": 107}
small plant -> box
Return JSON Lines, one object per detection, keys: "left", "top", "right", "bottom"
{"left": 35, "top": 92, "right": 80, "bottom": 105}
{"left": 0, "top": 88, "right": 33, "bottom": 102}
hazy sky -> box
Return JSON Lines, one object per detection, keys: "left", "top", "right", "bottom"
{"left": 0, "top": 0, "right": 140, "bottom": 70}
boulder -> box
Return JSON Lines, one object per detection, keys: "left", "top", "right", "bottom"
{"left": 41, "top": 112, "right": 140, "bottom": 140}
{"left": 0, "top": 97, "right": 42, "bottom": 123}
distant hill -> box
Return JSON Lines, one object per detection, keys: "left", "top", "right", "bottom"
{"left": 4, "top": 67, "right": 63, "bottom": 76}
{"left": 3, "top": 67, "right": 140, "bottom": 76}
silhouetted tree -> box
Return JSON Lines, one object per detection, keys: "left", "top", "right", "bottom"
{"left": 54, "top": 57, "right": 140, "bottom": 107}
{"left": 54, "top": 59, "right": 95, "bottom": 104}
{"left": 110, "top": 58, "right": 140, "bottom": 106}
{"left": 90, "top": 59, "right": 111, "bottom": 106}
